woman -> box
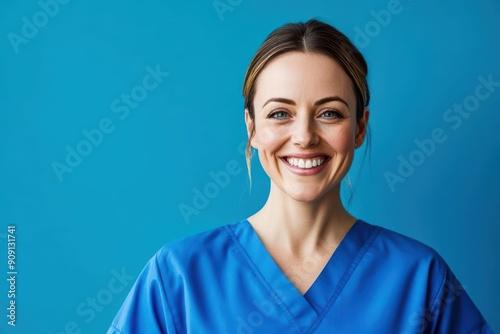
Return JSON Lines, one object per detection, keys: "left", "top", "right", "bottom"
{"left": 108, "top": 19, "right": 493, "bottom": 333}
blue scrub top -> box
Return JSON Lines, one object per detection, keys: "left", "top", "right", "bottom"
{"left": 108, "top": 220, "right": 494, "bottom": 333}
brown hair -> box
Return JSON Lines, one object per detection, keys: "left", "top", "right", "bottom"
{"left": 242, "top": 19, "right": 370, "bottom": 178}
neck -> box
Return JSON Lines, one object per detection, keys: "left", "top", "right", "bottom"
{"left": 248, "top": 182, "right": 357, "bottom": 257}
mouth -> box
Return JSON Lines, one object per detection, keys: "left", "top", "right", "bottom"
{"left": 285, "top": 157, "right": 326, "bottom": 169}
{"left": 281, "top": 155, "right": 330, "bottom": 169}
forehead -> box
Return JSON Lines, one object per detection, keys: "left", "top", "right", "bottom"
{"left": 254, "top": 52, "right": 356, "bottom": 107}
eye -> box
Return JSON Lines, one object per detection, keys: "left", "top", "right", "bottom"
{"left": 267, "top": 110, "right": 291, "bottom": 120}
{"left": 320, "top": 109, "right": 344, "bottom": 119}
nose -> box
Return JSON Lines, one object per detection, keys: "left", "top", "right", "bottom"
{"left": 291, "top": 115, "right": 319, "bottom": 147}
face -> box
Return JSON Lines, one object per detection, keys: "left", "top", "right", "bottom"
{"left": 245, "top": 52, "right": 369, "bottom": 202}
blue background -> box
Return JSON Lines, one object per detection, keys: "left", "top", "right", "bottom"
{"left": 1, "top": 0, "right": 498, "bottom": 332}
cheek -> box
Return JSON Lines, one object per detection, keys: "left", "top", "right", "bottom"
{"left": 328, "top": 125, "right": 355, "bottom": 151}
{"left": 254, "top": 126, "right": 286, "bottom": 150}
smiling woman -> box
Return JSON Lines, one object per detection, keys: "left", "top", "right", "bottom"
{"left": 245, "top": 51, "right": 366, "bottom": 204}
{"left": 107, "top": 19, "right": 493, "bottom": 333}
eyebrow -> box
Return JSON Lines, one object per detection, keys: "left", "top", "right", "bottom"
{"left": 262, "top": 96, "right": 349, "bottom": 108}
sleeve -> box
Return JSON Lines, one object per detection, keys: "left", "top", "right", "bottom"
{"left": 427, "top": 264, "right": 494, "bottom": 334}
{"left": 107, "top": 251, "right": 177, "bottom": 334}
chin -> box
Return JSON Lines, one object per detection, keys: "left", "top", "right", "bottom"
{"left": 284, "top": 187, "right": 327, "bottom": 203}
{"left": 280, "top": 181, "right": 341, "bottom": 203}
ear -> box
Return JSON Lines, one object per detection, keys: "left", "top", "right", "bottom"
{"left": 245, "top": 108, "right": 256, "bottom": 148}
{"left": 355, "top": 108, "right": 370, "bottom": 148}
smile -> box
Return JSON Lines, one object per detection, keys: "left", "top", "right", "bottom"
{"left": 285, "top": 157, "right": 326, "bottom": 169}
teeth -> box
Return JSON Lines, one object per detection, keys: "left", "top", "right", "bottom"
{"left": 286, "top": 157, "right": 325, "bottom": 169}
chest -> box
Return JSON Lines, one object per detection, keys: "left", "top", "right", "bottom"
{"left": 270, "top": 246, "right": 336, "bottom": 295}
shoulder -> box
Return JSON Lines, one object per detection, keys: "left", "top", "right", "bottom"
{"left": 363, "top": 222, "right": 454, "bottom": 311}
{"left": 370, "top": 222, "right": 445, "bottom": 261}
{"left": 365, "top": 221, "right": 448, "bottom": 279}
{"left": 360, "top": 222, "right": 492, "bottom": 333}
{"left": 152, "top": 221, "right": 240, "bottom": 270}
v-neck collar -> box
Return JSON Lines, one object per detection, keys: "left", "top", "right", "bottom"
{"left": 225, "top": 219, "right": 380, "bottom": 333}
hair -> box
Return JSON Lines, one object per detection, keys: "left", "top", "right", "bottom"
{"left": 242, "top": 19, "right": 371, "bottom": 184}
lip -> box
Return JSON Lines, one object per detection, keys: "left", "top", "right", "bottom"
{"left": 280, "top": 155, "right": 331, "bottom": 176}
{"left": 281, "top": 153, "right": 329, "bottom": 159}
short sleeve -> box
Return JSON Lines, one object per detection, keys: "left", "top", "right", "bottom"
{"left": 107, "top": 251, "right": 176, "bottom": 334}
{"left": 427, "top": 265, "right": 493, "bottom": 334}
